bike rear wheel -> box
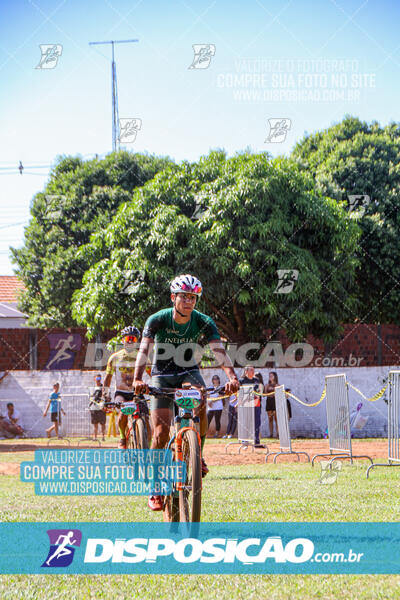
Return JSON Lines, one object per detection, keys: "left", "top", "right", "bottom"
{"left": 163, "top": 494, "right": 180, "bottom": 522}
{"left": 179, "top": 429, "right": 202, "bottom": 522}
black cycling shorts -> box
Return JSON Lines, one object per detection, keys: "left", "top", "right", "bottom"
{"left": 150, "top": 370, "right": 206, "bottom": 410}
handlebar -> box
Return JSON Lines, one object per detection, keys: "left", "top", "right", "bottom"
{"left": 102, "top": 397, "right": 150, "bottom": 410}
{"left": 93, "top": 385, "right": 230, "bottom": 410}
{"left": 147, "top": 384, "right": 226, "bottom": 399}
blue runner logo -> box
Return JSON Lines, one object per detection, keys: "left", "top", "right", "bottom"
{"left": 41, "top": 529, "right": 82, "bottom": 567}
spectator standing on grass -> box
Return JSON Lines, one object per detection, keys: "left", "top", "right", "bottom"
{"left": 254, "top": 372, "right": 265, "bottom": 447}
{"left": 285, "top": 388, "right": 292, "bottom": 420}
{"left": 266, "top": 371, "right": 279, "bottom": 438}
{"left": 239, "top": 365, "right": 265, "bottom": 448}
{"left": 43, "top": 383, "right": 65, "bottom": 438}
{"left": 223, "top": 390, "right": 238, "bottom": 439}
{"left": 89, "top": 374, "right": 106, "bottom": 441}
{"left": 207, "top": 374, "right": 224, "bottom": 438}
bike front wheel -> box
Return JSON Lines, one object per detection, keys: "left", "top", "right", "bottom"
{"left": 179, "top": 429, "right": 202, "bottom": 522}
{"left": 134, "top": 418, "right": 149, "bottom": 449}
{"left": 127, "top": 417, "right": 148, "bottom": 450}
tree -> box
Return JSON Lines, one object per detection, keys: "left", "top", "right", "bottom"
{"left": 292, "top": 116, "right": 400, "bottom": 324}
{"left": 11, "top": 152, "right": 173, "bottom": 327}
{"left": 72, "top": 151, "right": 360, "bottom": 342}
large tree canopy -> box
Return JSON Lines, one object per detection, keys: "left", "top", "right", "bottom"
{"left": 72, "top": 151, "right": 360, "bottom": 342}
{"left": 292, "top": 116, "right": 400, "bottom": 324}
{"left": 12, "top": 152, "right": 173, "bottom": 327}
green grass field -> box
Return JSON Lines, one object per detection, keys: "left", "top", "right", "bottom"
{"left": 1, "top": 444, "right": 400, "bottom": 599}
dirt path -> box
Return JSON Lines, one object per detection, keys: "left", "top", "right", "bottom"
{"left": 204, "top": 439, "right": 388, "bottom": 466}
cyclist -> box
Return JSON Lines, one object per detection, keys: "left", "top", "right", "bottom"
{"left": 133, "top": 274, "right": 240, "bottom": 511}
{"left": 103, "top": 326, "right": 151, "bottom": 449}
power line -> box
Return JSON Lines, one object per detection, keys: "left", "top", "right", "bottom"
{"left": 0, "top": 165, "right": 51, "bottom": 170}
{"left": 0, "top": 221, "right": 28, "bottom": 230}
{"left": 0, "top": 171, "right": 49, "bottom": 176}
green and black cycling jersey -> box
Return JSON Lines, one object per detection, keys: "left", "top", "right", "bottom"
{"left": 142, "top": 307, "right": 220, "bottom": 376}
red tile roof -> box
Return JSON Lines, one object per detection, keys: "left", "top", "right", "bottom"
{"left": 0, "top": 276, "right": 26, "bottom": 302}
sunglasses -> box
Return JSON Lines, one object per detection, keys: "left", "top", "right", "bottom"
{"left": 180, "top": 284, "right": 202, "bottom": 293}
{"left": 124, "top": 336, "right": 138, "bottom": 343}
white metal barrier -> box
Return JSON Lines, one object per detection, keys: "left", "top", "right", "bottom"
{"left": 367, "top": 370, "right": 400, "bottom": 477}
{"left": 312, "top": 374, "right": 373, "bottom": 466}
{"left": 265, "top": 385, "right": 310, "bottom": 463}
{"left": 225, "top": 385, "right": 267, "bottom": 454}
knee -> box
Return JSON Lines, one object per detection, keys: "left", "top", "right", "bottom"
{"left": 152, "top": 424, "right": 169, "bottom": 447}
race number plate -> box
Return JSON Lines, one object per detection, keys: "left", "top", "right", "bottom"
{"left": 174, "top": 389, "right": 202, "bottom": 409}
{"left": 120, "top": 401, "right": 137, "bottom": 415}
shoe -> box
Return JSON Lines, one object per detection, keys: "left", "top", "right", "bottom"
{"left": 118, "top": 438, "right": 127, "bottom": 450}
{"left": 201, "top": 458, "right": 209, "bottom": 477}
{"left": 222, "top": 434, "right": 227, "bottom": 439}
{"left": 254, "top": 444, "right": 265, "bottom": 449}
{"left": 102, "top": 437, "right": 106, "bottom": 442}
{"left": 227, "top": 434, "right": 232, "bottom": 439}
{"left": 148, "top": 495, "right": 164, "bottom": 511}
{"left": 213, "top": 433, "right": 218, "bottom": 438}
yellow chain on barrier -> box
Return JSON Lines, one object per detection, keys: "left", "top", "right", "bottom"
{"left": 348, "top": 383, "right": 387, "bottom": 403}
{"left": 219, "top": 387, "right": 326, "bottom": 407}
{"left": 208, "top": 392, "right": 238, "bottom": 403}
{"left": 210, "top": 381, "right": 387, "bottom": 408}
{"left": 286, "top": 386, "right": 326, "bottom": 408}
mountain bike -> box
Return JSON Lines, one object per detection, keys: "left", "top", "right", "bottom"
{"left": 148, "top": 384, "right": 225, "bottom": 523}
{"left": 102, "top": 396, "right": 150, "bottom": 450}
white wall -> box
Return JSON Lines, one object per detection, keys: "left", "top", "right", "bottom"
{"left": 0, "top": 367, "right": 394, "bottom": 438}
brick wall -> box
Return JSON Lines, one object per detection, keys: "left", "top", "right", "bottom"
{"left": 0, "top": 329, "right": 30, "bottom": 370}
{"left": 0, "top": 329, "right": 115, "bottom": 372}
{"left": 260, "top": 323, "right": 400, "bottom": 368}
{"left": 1, "top": 324, "right": 399, "bottom": 371}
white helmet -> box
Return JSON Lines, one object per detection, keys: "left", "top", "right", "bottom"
{"left": 170, "top": 274, "right": 202, "bottom": 297}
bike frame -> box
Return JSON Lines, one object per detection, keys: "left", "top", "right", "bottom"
{"left": 103, "top": 397, "right": 149, "bottom": 447}
{"left": 150, "top": 385, "right": 225, "bottom": 496}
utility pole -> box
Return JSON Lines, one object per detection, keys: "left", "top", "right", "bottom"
{"left": 89, "top": 39, "right": 138, "bottom": 152}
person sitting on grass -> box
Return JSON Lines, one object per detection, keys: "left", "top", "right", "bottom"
{"left": 0, "top": 412, "right": 22, "bottom": 438}
{"left": 3, "top": 403, "right": 24, "bottom": 438}
{"left": 43, "top": 383, "right": 66, "bottom": 438}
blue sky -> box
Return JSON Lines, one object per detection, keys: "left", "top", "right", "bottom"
{"left": 1, "top": 0, "right": 399, "bottom": 273}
